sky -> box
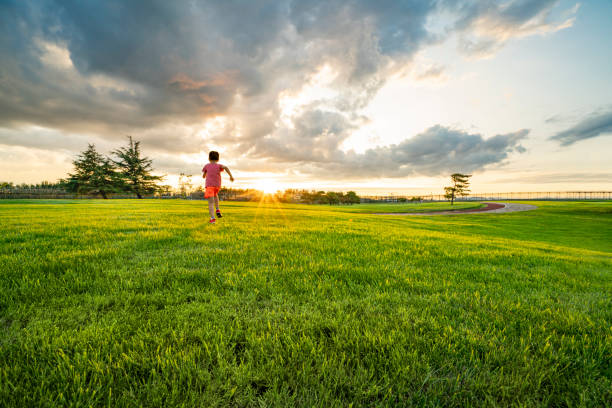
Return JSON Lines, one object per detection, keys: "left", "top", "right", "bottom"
{"left": 1, "top": 0, "right": 611, "bottom": 195}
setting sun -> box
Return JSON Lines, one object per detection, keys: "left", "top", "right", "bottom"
{"left": 259, "top": 179, "right": 283, "bottom": 194}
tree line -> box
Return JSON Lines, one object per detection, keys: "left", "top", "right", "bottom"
{"left": 0, "top": 181, "right": 65, "bottom": 190}
{"left": 181, "top": 187, "right": 361, "bottom": 205}
{"left": 284, "top": 189, "right": 360, "bottom": 204}
{"left": 264, "top": 189, "right": 360, "bottom": 204}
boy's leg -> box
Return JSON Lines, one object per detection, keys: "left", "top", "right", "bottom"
{"left": 207, "top": 198, "right": 215, "bottom": 219}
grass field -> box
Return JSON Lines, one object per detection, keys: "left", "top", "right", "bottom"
{"left": 0, "top": 199, "right": 610, "bottom": 407}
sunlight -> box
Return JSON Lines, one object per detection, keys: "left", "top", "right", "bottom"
{"left": 259, "top": 179, "right": 283, "bottom": 194}
{"left": 198, "top": 116, "right": 228, "bottom": 142}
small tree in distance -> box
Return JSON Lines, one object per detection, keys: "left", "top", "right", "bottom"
{"left": 113, "top": 136, "right": 164, "bottom": 198}
{"left": 444, "top": 173, "right": 472, "bottom": 205}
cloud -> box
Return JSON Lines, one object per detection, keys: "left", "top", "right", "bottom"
{"left": 449, "top": 0, "right": 578, "bottom": 58}
{"left": 150, "top": 154, "right": 203, "bottom": 176}
{"left": 545, "top": 113, "right": 567, "bottom": 124}
{"left": 336, "top": 125, "right": 528, "bottom": 177}
{"left": 495, "top": 172, "right": 612, "bottom": 184}
{"left": 0, "top": 0, "right": 550, "bottom": 180}
{"left": 248, "top": 122, "right": 528, "bottom": 178}
{"left": 0, "top": 126, "right": 112, "bottom": 153}
{"left": 0, "top": 0, "right": 434, "bottom": 131}
{"left": 549, "top": 110, "right": 612, "bottom": 146}
{"left": 412, "top": 63, "right": 448, "bottom": 83}
{"left": 0, "top": 144, "right": 73, "bottom": 183}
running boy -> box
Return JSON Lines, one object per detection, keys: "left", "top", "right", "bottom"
{"left": 202, "top": 151, "right": 234, "bottom": 224}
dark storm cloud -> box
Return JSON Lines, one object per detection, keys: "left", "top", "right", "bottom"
{"left": 549, "top": 111, "right": 612, "bottom": 146}
{"left": 0, "top": 0, "right": 433, "bottom": 131}
{"left": 1, "top": 0, "right": 548, "bottom": 178}
{"left": 1, "top": 1, "right": 259, "bottom": 136}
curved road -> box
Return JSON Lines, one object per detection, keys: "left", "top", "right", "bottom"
{"left": 374, "top": 202, "right": 537, "bottom": 216}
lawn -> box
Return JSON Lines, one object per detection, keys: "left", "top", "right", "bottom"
{"left": 251, "top": 201, "right": 484, "bottom": 214}
{"left": 0, "top": 200, "right": 610, "bottom": 407}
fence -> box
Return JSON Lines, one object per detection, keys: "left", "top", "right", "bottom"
{"left": 0, "top": 189, "right": 75, "bottom": 199}
{"left": 2, "top": 189, "right": 612, "bottom": 202}
{"left": 360, "top": 191, "right": 612, "bottom": 203}
{"left": 0, "top": 189, "right": 159, "bottom": 199}
{"left": 0, "top": 189, "right": 263, "bottom": 201}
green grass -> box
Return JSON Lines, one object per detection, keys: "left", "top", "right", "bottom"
{"left": 217, "top": 201, "right": 483, "bottom": 214}
{"left": 0, "top": 199, "right": 610, "bottom": 407}
{"left": 329, "top": 202, "right": 484, "bottom": 213}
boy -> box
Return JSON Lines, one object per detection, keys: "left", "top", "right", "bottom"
{"left": 202, "top": 151, "right": 234, "bottom": 224}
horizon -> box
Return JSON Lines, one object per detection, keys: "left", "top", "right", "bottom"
{"left": 4, "top": 177, "right": 610, "bottom": 198}
{"left": 1, "top": 1, "right": 611, "bottom": 194}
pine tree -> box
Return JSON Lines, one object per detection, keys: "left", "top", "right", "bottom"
{"left": 444, "top": 173, "right": 472, "bottom": 205}
{"left": 112, "top": 136, "right": 163, "bottom": 198}
{"left": 65, "top": 144, "right": 123, "bottom": 199}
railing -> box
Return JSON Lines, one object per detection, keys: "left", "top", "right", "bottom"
{"left": 2, "top": 190, "right": 611, "bottom": 202}
{"left": 0, "top": 189, "right": 75, "bottom": 199}
{"left": 360, "top": 191, "right": 612, "bottom": 203}
{"left": 0, "top": 189, "right": 158, "bottom": 199}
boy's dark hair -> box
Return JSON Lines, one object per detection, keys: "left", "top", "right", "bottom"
{"left": 209, "top": 151, "right": 219, "bottom": 161}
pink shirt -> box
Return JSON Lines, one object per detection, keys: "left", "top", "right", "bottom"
{"left": 202, "top": 162, "right": 224, "bottom": 187}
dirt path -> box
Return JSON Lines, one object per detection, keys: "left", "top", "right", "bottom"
{"left": 374, "top": 202, "right": 537, "bottom": 216}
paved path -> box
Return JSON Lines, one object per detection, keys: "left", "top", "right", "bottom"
{"left": 374, "top": 202, "right": 538, "bottom": 216}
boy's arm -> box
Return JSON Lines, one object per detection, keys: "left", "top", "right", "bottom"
{"left": 202, "top": 170, "right": 207, "bottom": 179}
{"left": 222, "top": 165, "right": 235, "bottom": 182}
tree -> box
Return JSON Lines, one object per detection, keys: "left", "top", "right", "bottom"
{"left": 159, "top": 185, "right": 173, "bottom": 197}
{"left": 65, "top": 144, "right": 122, "bottom": 199}
{"left": 315, "top": 191, "right": 327, "bottom": 204}
{"left": 444, "top": 173, "right": 472, "bottom": 205}
{"left": 345, "top": 191, "right": 360, "bottom": 204}
{"left": 178, "top": 173, "right": 193, "bottom": 198}
{"left": 300, "top": 190, "right": 315, "bottom": 204}
{"left": 326, "top": 191, "right": 340, "bottom": 205}
{"left": 113, "top": 136, "right": 164, "bottom": 198}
